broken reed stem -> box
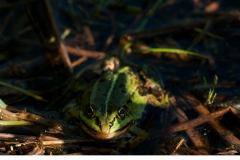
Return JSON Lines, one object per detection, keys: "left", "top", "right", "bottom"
{"left": 0, "top": 132, "right": 94, "bottom": 146}
{"left": 165, "top": 106, "right": 230, "bottom": 134}
{"left": 194, "top": 11, "right": 240, "bottom": 17}
{"left": 184, "top": 95, "right": 240, "bottom": 145}
{"left": 26, "top": 144, "right": 44, "bottom": 155}
{"left": 176, "top": 107, "right": 209, "bottom": 154}
{"left": 170, "top": 137, "right": 185, "bottom": 154}
{"left": 71, "top": 56, "right": 88, "bottom": 68}
{"left": 177, "top": 109, "right": 205, "bottom": 147}
{"left": 0, "top": 107, "right": 21, "bottom": 121}
{"left": 43, "top": 0, "right": 72, "bottom": 72}
{"left": 42, "top": 139, "right": 94, "bottom": 146}
{"left": 0, "top": 133, "right": 61, "bottom": 141}
{"left": 177, "top": 147, "right": 209, "bottom": 155}
{"left": 0, "top": 107, "right": 79, "bottom": 135}
{"left": 82, "top": 25, "right": 95, "bottom": 46}
{"left": 63, "top": 146, "right": 119, "bottom": 155}
{"left": 229, "top": 106, "right": 240, "bottom": 121}
{"left": 66, "top": 46, "right": 106, "bottom": 58}
{"left": 126, "top": 17, "right": 240, "bottom": 40}
{"left": 171, "top": 96, "right": 207, "bottom": 154}
{"left": 16, "top": 112, "right": 79, "bottom": 135}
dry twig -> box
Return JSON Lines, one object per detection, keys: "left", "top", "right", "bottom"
{"left": 43, "top": 0, "right": 72, "bottom": 72}
{"left": 66, "top": 46, "right": 106, "bottom": 58}
{"left": 0, "top": 107, "right": 80, "bottom": 135}
{"left": 168, "top": 107, "right": 229, "bottom": 132}
{"left": 183, "top": 94, "right": 240, "bottom": 145}
{"left": 176, "top": 107, "right": 209, "bottom": 154}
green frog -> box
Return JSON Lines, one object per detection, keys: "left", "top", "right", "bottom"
{"left": 61, "top": 57, "right": 172, "bottom": 149}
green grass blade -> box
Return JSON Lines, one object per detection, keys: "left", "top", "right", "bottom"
{"left": 212, "top": 93, "right": 217, "bottom": 102}
{"left": 0, "top": 81, "right": 48, "bottom": 102}
{"left": 214, "top": 75, "right": 218, "bottom": 86}
{"left": 136, "top": 0, "right": 163, "bottom": 31}
{"left": 120, "top": 42, "right": 133, "bottom": 59}
{"left": 135, "top": 48, "right": 208, "bottom": 58}
{"left": 193, "top": 28, "right": 223, "bottom": 40}
{"left": 0, "top": 120, "right": 33, "bottom": 125}
{"left": 203, "top": 77, "right": 207, "bottom": 89}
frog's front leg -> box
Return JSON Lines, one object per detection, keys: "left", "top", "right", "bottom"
{"left": 128, "top": 126, "right": 148, "bottom": 148}
{"left": 61, "top": 101, "right": 80, "bottom": 122}
{"left": 117, "top": 126, "right": 148, "bottom": 150}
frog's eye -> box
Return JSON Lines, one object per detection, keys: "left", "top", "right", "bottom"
{"left": 87, "top": 106, "right": 95, "bottom": 118}
{"left": 118, "top": 107, "right": 126, "bottom": 119}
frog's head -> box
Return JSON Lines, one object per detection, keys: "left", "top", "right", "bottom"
{"left": 79, "top": 104, "right": 135, "bottom": 140}
{"left": 78, "top": 67, "right": 139, "bottom": 140}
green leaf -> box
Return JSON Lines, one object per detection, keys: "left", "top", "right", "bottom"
{"left": 0, "top": 81, "right": 48, "bottom": 102}
{"left": 0, "top": 99, "right": 7, "bottom": 109}
{"left": 214, "top": 75, "right": 218, "bottom": 86}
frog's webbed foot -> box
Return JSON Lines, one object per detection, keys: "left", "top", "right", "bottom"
{"left": 147, "top": 93, "right": 170, "bottom": 108}
{"left": 127, "top": 126, "right": 148, "bottom": 148}
{"left": 138, "top": 64, "right": 171, "bottom": 108}
{"left": 138, "top": 64, "right": 164, "bottom": 88}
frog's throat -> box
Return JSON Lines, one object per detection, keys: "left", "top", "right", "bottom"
{"left": 79, "top": 120, "right": 133, "bottom": 140}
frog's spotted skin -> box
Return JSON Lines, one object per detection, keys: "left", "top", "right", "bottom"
{"left": 62, "top": 57, "right": 171, "bottom": 146}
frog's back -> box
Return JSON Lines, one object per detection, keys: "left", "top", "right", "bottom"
{"left": 90, "top": 66, "right": 139, "bottom": 113}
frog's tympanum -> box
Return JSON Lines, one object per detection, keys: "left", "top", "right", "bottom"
{"left": 61, "top": 57, "right": 171, "bottom": 148}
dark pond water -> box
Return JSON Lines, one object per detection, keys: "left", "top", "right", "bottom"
{"left": 0, "top": 0, "right": 240, "bottom": 155}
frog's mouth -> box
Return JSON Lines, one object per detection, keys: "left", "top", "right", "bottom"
{"left": 79, "top": 120, "right": 133, "bottom": 140}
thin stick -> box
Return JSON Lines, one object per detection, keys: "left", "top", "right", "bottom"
{"left": 177, "top": 147, "right": 209, "bottom": 155}
{"left": 171, "top": 97, "right": 206, "bottom": 150}
{"left": 170, "top": 137, "right": 185, "bottom": 154}
{"left": 42, "top": 138, "right": 94, "bottom": 145}
{"left": 166, "top": 106, "right": 230, "bottom": 133}
{"left": 82, "top": 25, "right": 95, "bottom": 46}
{"left": 43, "top": 0, "right": 72, "bottom": 72}
{"left": 15, "top": 112, "right": 80, "bottom": 135}
{"left": 229, "top": 106, "right": 240, "bottom": 121}
{"left": 66, "top": 46, "right": 105, "bottom": 58}
{"left": 176, "top": 107, "right": 209, "bottom": 154}
{"left": 0, "top": 107, "right": 79, "bottom": 135}
{"left": 0, "top": 107, "right": 21, "bottom": 121}
{"left": 126, "top": 17, "right": 239, "bottom": 40}
{"left": 71, "top": 56, "right": 88, "bottom": 68}
{"left": 194, "top": 11, "right": 240, "bottom": 17}
{"left": 0, "top": 133, "right": 94, "bottom": 146}
{"left": 149, "top": 106, "right": 230, "bottom": 139}
{"left": 0, "top": 133, "right": 61, "bottom": 141}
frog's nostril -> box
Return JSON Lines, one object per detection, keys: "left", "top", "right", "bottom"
{"left": 95, "top": 117, "right": 100, "bottom": 125}
{"left": 109, "top": 122, "right": 113, "bottom": 127}
{"left": 109, "top": 118, "right": 115, "bottom": 128}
